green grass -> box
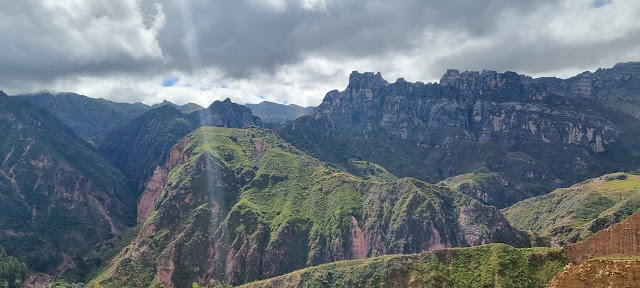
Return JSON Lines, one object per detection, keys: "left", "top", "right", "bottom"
{"left": 93, "top": 126, "right": 535, "bottom": 287}
{"left": 503, "top": 172, "right": 640, "bottom": 244}
{"left": 239, "top": 244, "right": 568, "bottom": 288}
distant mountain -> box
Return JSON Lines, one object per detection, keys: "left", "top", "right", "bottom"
{"left": 240, "top": 244, "right": 567, "bottom": 288}
{"left": 17, "top": 92, "right": 150, "bottom": 145}
{"left": 91, "top": 127, "right": 537, "bottom": 287}
{"left": 188, "top": 98, "right": 263, "bottom": 128}
{"left": 279, "top": 63, "right": 640, "bottom": 208}
{"left": 99, "top": 105, "right": 194, "bottom": 195}
{"left": 0, "top": 92, "right": 135, "bottom": 274}
{"left": 151, "top": 99, "right": 204, "bottom": 114}
{"left": 503, "top": 172, "right": 640, "bottom": 245}
{"left": 245, "top": 101, "right": 314, "bottom": 124}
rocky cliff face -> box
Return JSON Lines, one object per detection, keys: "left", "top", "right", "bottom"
{"left": 280, "top": 63, "right": 640, "bottom": 207}
{"left": 93, "top": 127, "right": 536, "bottom": 287}
{"left": 99, "top": 105, "right": 194, "bottom": 195}
{"left": 188, "top": 98, "right": 263, "bottom": 128}
{"left": 0, "top": 94, "right": 135, "bottom": 274}
{"left": 564, "top": 210, "right": 640, "bottom": 264}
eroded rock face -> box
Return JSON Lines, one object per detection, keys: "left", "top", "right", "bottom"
{"left": 548, "top": 259, "right": 640, "bottom": 288}
{"left": 564, "top": 211, "right": 640, "bottom": 264}
{"left": 280, "top": 63, "right": 640, "bottom": 207}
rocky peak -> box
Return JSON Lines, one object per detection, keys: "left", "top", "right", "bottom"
{"left": 0, "top": 91, "right": 7, "bottom": 97}
{"left": 188, "top": 98, "right": 263, "bottom": 128}
{"left": 347, "top": 71, "right": 388, "bottom": 91}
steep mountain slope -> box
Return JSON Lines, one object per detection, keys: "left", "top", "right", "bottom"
{"left": 279, "top": 64, "right": 640, "bottom": 207}
{"left": 17, "top": 92, "right": 150, "bottom": 145}
{"left": 0, "top": 93, "right": 135, "bottom": 274}
{"left": 151, "top": 100, "right": 204, "bottom": 114}
{"left": 503, "top": 173, "right": 640, "bottom": 245}
{"left": 188, "top": 98, "right": 263, "bottom": 128}
{"left": 91, "top": 127, "right": 536, "bottom": 288}
{"left": 245, "top": 101, "right": 314, "bottom": 124}
{"left": 240, "top": 244, "right": 567, "bottom": 288}
{"left": 99, "top": 106, "right": 194, "bottom": 194}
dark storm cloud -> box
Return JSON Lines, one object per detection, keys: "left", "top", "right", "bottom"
{"left": 139, "top": 0, "right": 556, "bottom": 77}
{"left": 0, "top": 0, "right": 638, "bottom": 105}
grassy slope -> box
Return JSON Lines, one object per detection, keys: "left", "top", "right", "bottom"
{"left": 503, "top": 172, "right": 640, "bottom": 244}
{"left": 239, "top": 244, "right": 567, "bottom": 288}
{"left": 90, "top": 127, "right": 535, "bottom": 287}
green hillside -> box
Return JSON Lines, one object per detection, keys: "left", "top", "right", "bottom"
{"left": 239, "top": 244, "right": 567, "bottom": 288}
{"left": 91, "top": 127, "right": 536, "bottom": 287}
{"left": 503, "top": 172, "right": 640, "bottom": 244}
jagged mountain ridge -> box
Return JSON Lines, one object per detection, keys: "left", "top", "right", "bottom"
{"left": 91, "top": 127, "right": 538, "bottom": 287}
{"left": 279, "top": 63, "right": 640, "bottom": 207}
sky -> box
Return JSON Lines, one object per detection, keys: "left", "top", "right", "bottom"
{"left": 0, "top": 0, "right": 639, "bottom": 107}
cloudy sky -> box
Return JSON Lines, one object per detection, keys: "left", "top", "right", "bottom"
{"left": 1, "top": 0, "right": 639, "bottom": 107}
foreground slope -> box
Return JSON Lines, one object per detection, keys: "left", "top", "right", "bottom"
{"left": 0, "top": 93, "right": 135, "bottom": 273}
{"left": 503, "top": 172, "right": 640, "bottom": 245}
{"left": 280, "top": 64, "right": 640, "bottom": 208}
{"left": 92, "top": 127, "right": 536, "bottom": 287}
{"left": 240, "top": 244, "right": 567, "bottom": 288}
{"left": 547, "top": 210, "right": 640, "bottom": 287}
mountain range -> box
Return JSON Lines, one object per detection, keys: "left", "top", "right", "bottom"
{"left": 2, "top": 62, "right": 640, "bottom": 287}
